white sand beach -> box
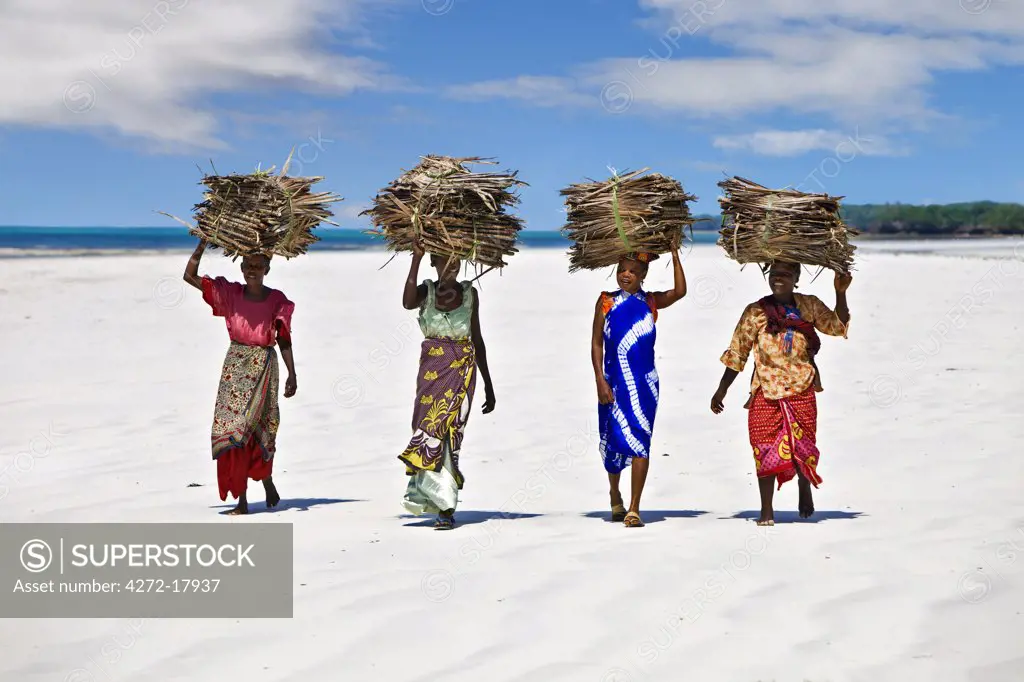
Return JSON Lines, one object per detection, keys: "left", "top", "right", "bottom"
{"left": 1, "top": 243, "right": 1022, "bottom": 682}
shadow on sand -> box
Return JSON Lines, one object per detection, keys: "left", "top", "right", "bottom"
{"left": 212, "top": 498, "right": 362, "bottom": 515}
{"left": 400, "top": 510, "right": 543, "bottom": 527}
{"left": 583, "top": 509, "right": 708, "bottom": 524}
{"left": 727, "top": 510, "right": 865, "bottom": 524}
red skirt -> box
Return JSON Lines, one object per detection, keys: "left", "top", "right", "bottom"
{"left": 211, "top": 342, "right": 280, "bottom": 501}
{"left": 748, "top": 386, "right": 822, "bottom": 490}
{"left": 217, "top": 436, "right": 274, "bottom": 501}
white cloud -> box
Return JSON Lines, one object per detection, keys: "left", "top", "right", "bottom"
{"left": 640, "top": 0, "right": 1024, "bottom": 38}
{"left": 712, "top": 128, "right": 902, "bottom": 157}
{"left": 446, "top": 76, "right": 591, "bottom": 108}
{"left": 445, "top": 0, "right": 1024, "bottom": 129}
{"left": 686, "top": 160, "right": 731, "bottom": 172}
{"left": 0, "top": 0, "right": 405, "bottom": 150}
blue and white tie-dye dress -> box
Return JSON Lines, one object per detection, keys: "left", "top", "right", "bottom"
{"left": 599, "top": 289, "right": 659, "bottom": 474}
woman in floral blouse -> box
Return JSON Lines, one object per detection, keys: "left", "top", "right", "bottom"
{"left": 711, "top": 261, "right": 852, "bottom": 525}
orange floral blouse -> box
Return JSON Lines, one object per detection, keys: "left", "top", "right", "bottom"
{"left": 720, "top": 293, "right": 849, "bottom": 400}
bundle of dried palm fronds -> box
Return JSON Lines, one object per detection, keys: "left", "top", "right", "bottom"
{"left": 160, "top": 151, "right": 343, "bottom": 260}
{"left": 717, "top": 176, "right": 857, "bottom": 274}
{"left": 559, "top": 168, "right": 697, "bottom": 272}
{"left": 362, "top": 155, "right": 527, "bottom": 269}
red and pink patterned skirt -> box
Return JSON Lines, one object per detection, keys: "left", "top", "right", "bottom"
{"left": 748, "top": 386, "right": 822, "bottom": 490}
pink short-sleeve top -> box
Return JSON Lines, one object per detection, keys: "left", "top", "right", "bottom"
{"left": 201, "top": 276, "right": 294, "bottom": 347}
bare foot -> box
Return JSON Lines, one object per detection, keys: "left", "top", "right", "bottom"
{"left": 264, "top": 478, "right": 281, "bottom": 509}
{"left": 798, "top": 479, "right": 815, "bottom": 519}
{"left": 757, "top": 475, "right": 776, "bottom": 526}
{"left": 227, "top": 498, "right": 248, "bottom": 515}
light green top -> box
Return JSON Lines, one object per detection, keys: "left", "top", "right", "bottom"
{"left": 419, "top": 280, "right": 475, "bottom": 340}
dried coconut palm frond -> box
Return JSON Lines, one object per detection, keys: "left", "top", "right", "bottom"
{"left": 559, "top": 167, "right": 698, "bottom": 272}
{"left": 159, "top": 150, "right": 343, "bottom": 260}
{"left": 716, "top": 176, "right": 858, "bottom": 275}
{"left": 361, "top": 155, "right": 527, "bottom": 270}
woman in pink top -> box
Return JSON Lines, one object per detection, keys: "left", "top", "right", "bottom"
{"left": 183, "top": 238, "right": 297, "bottom": 515}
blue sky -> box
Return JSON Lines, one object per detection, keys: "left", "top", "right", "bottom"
{"left": 1, "top": 0, "right": 1022, "bottom": 228}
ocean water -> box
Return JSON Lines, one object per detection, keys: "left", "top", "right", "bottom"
{"left": 0, "top": 226, "right": 719, "bottom": 252}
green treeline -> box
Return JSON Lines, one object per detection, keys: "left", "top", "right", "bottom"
{"left": 840, "top": 202, "right": 1024, "bottom": 235}
{"left": 693, "top": 201, "right": 1024, "bottom": 236}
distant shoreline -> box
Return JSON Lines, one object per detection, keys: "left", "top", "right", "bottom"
{"left": 3, "top": 237, "right": 1021, "bottom": 262}
{"left": 1, "top": 225, "right": 1020, "bottom": 261}
{"left": 852, "top": 233, "right": 1024, "bottom": 241}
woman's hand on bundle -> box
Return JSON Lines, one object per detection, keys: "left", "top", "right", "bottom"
{"left": 834, "top": 271, "right": 853, "bottom": 292}
{"left": 412, "top": 238, "right": 425, "bottom": 259}
{"left": 670, "top": 231, "right": 685, "bottom": 255}
{"left": 284, "top": 374, "right": 297, "bottom": 398}
{"left": 596, "top": 377, "right": 614, "bottom": 405}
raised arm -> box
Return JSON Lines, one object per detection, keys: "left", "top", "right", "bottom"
{"left": 402, "top": 241, "right": 428, "bottom": 310}
{"left": 804, "top": 273, "right": 853, "bottom": 337}
{"left": 651, "top": 248, "right": 687, "bottom": 309}
{"left": 470, "top": 288, "right": 495, "bottom": 413}
{"left": 592, "top": 295, "right": 613, "bottom": 404}
{"left": 183, "top": 238, "right": 207, "bottom": 290}
{"left": 834, "top": 272, "right": 851, "bottom": 327}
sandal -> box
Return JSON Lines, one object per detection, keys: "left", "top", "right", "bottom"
{"left": 623, "top": 511, "right": 645, "bottom": 528}
{"left": 611, "top": 504, "right": 627, "bottom": 523}
{"left": 434, "top": 512, "right": 455, "bottom": 531}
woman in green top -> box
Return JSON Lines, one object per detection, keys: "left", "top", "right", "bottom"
{"left": 399, "top": 240, "right": 496, "bottom": 529}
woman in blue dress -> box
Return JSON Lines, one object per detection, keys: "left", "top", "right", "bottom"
{"left": 591, "top": 247, "right": 687, "bottom": 527}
